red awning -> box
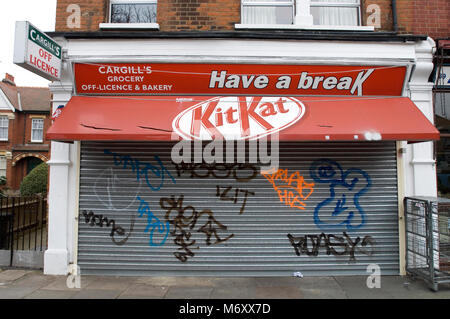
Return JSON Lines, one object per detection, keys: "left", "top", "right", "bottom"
{"left": 47, "top": 95, "right": 440, "bottom": 142}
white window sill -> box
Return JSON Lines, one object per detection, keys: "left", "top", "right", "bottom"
{"left": 235, "top": 24, "right": 375, "bottom": 32}
{"left": 99, "top": 23, "right": 160, "bottom": 30}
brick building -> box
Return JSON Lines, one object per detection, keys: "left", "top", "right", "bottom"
{"left": 0, "top": 74, "right": 51, "bottom": 193}
{"left": 54, "top": 0, "right": 449, "bottom": 37}
{"left": 43, "top": 1, "right": 445, "bottom": 277}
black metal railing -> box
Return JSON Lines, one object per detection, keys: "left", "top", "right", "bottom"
{"left": 0, "top": 195, "right": 47, "bottom": 266}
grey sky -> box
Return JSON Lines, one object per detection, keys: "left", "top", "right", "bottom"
{"left": 0, "top": 0, "right": 57, "bottom": 87}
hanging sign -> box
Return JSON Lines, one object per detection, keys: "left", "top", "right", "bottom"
{"left": 13, "top": 21, "right": 62, "bottom": 81}
{"left": 74, "top": 63, "right": 407, "bottom": 96}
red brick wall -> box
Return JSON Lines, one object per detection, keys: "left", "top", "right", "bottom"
{"left": 54, "top": 0, "right": 449, "bottom": 38}
{"left": 23, "top": 115, "right": 52, "bottom": 145}
{"left": 158, "top": 0, "right": 240, "bottom": 31}
{"left": 0, "top": 112, "right": 51, "bottom": 191}
{"left": 56, "top": 0, "right": 107, "bottom": 32}
{"left": 413, "top": 0, "right": 449, "bottom": 39}
{"left": 55, "top": 0, "right": 241, "bottom": 31}
{"left": 0, "top": 112, "right": 16, "bottom": 152}
{"left": 0, "top": 112, "right": 14, "bottom": 192}
{"left": 363, "top": 0, "right": 394, "bottom": 31}
{"left": 397, "top": 0, "right": 450, "bottom": 38}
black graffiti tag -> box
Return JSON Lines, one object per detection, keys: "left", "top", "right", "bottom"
{"left": 173, "top": 162, "right": 257, "bottom": 182}
{"left": 160, "top": 195, "right": 234, "bottom": 262}
{"left": 81, "top": 210, "right": 134, "bottom": 245}
{"left": 215, "top": 185, "right": 255, "bottom": 214}
{"left": 287, "top": 232, "right": 375, "bottom": 261}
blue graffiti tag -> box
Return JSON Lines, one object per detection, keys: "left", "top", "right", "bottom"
{"left": 309, "top": 159, "right": 372, "bottom": 230}
{"left": 104, "top": 149, "right": 176, "bottom": 191}
{"left": 137, "top": 196, "right": 170, "bottom": 246}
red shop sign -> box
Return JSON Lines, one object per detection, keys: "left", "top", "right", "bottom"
{"left": 74, "top": 63, "right": 407, "bottom": 96}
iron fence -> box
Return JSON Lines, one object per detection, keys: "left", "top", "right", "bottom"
{"left": 404, "top": 196, "right": 450, "bottom": 291}
{"left": 0, "top": 195, "right": 47, "bottom": 267}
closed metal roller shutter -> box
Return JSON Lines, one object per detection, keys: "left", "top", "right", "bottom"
{"left": 78, "top": 141, "right": 399, "bottom": 276}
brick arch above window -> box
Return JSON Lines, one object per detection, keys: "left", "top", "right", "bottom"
{"left": 11, "top": 153, "right": 48, "bottom": 167}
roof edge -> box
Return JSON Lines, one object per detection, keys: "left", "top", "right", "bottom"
{"left": 46, "top": 30, "right": 428, "bottom": 42}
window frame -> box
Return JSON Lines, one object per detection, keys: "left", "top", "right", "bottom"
{"left": 100, "top": 0, "right": 159, "bottom": 30}
{"left": 31, "top": 118, "right": 44, "bottom": 143}
{"left": 0, "top": 116, "right": 9, "bottom": 141}
{"left": 109, "top": 0, "right": 158, "bottom": 23}
{"left": 238, "top": 0, "right": 371, "bottom": 31}
{"left": 241, "top": 0, "right": 295, "bottom": 25}
{"left": 0, "top": 156, "right": 6, "bottom": 178}
{"left": 310, "top": 0, "right": 362, "bottom": 27}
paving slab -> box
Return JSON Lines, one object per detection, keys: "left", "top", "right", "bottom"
{"left": 165, "top": 286, "right": 214, "bottom": 299}
{"left": 24, "top": 289, "right": 78, "bottom": 299}
{"left": 10, "top": 272, "right": 59, "bottom": 289}
{"left": 0, "top": 286, "right": 39, "bottom": 299}
{"left": 210, "top": 287, "right": 258, "bottom": 299}
{"left": 254, "top": 277, "right": 303, "bottom": 288}
{"left": 208, "top": 277, "right": 260, "bottom": 289}
{"left": 119, "top": 283, "right": 168, "bottom": 299}
{"left": 297, "top": 277, "right": 347, "bottom": 299}
{"left": 0, "top": 269, "right": 32, "bottom": 283}
{"left": 136, "top": 276, "right": 216, "bottom": 287}
{"left": 40, "top": 274, "right": 96, "bottom": 291}
{"left": 71, "top": 289, "right": 122, "bottom": 299}
{"left": 253, "top": 286, "right": 303, "bottom": 299}
{"left": 85, "top": 276, "right": 137, "bottom": 291}
{"left": 391, "top": 278, "right": 450, "bottom": 299}
{"left": 334, "top": 276, "right": 391, "bottom": 299}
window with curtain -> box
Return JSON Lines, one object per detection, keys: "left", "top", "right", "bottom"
{"left": 310, "top": 0, "right": 360, "bottom": 26}
{"left": 0, "top": 156, "right": 6, "bottom": 178}
{"left": 110, "top": 0, "right": 157, "bottom": 23}
{"left": 241, "top": 0, "right": 361, "bottom": 26}
{"left": 241, "top": 0, "right": 294, "bottom": 24}
{"left": 0, "top": 116, "right": 8, "bottom": 141}
{"left": 31, "top": 118, "right": 44, "bottom": 143}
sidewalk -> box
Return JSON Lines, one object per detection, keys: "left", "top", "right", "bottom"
{"left": 0, "top": 268, "right": 449, "bottom": 299}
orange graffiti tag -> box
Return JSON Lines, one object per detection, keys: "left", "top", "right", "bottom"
{"left": 262, "top": 169, "right": 314, "bottom": 210}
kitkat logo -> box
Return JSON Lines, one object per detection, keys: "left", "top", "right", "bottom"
{"left": 173, "top": 96, "right": 305, "bottom": 140}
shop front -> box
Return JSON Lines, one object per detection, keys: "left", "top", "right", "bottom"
{"left": 44, "top": 35, "right": 440, "bottom": 276}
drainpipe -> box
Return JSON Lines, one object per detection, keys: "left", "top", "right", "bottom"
{"left": 392, "top": 0, "right": 398, "bottom": 33}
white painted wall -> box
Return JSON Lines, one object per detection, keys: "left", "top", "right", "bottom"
{"left": 44, "top": 37, "right": 438, "bottom": 275}
{"left": 403, "top": 38, "right": 437, "bottom": 198}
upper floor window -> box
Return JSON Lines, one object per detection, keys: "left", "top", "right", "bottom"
{"left": 0, "top": 116, "right": 8, "bottom": 141}
{"left": 310, "top": 0, "right": 360, "bottom": 26}
{"left": 0, "top": 156, "right": 6, "bottom": 178}
{"left": 109, "top": 0, "right": 157, "bottom": 23}
{"left": 241, "top": 0, "right": 361, "bottom": 27}
{"left": 31, "top": 118, "right": 44, "bottom": 143}
{"left": 242, "top": 0, "right": 295, "bottom": 25}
